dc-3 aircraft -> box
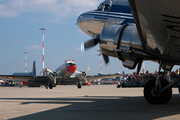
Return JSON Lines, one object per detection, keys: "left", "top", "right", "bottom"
{"left": 0, "top": 60, "right": 123, "bottom": 89}
{"left": 77, "top": 0, "right": 180, "bottom": 104}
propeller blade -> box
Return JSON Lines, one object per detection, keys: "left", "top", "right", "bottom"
{"left": 85, "top": 77, "right": 88, "bottom": 83}
{"left": 54, "top": 76, "right": 56, "bottom": 84}
{"left": 81, "top": 38, "right": 100, "bottom": 52}
{"left": 46, "top": 68, "right": 53, "bottom": 73}
{"left": 85, "top": 67, "right": 90, "bottom": 73}
{"left": 75, "top": 71, "right": 82, "bottom": 74}
{"left": 102, "top": 53, "right": 110, "bottom": 68}
{"left": 57, "top": 70, "right": 61, "bottom": 74}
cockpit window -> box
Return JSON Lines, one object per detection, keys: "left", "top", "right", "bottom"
{"left": 97, "top": 3, "right": 104, "bottom": 10}
{"left": 67, "top": 63, "right": 75, "bottom": 66}
{"left": 97, "top": 3, "right": 110, "bottom": 12}
{"left": 67, "top": 63, "right": 71, "bottom": 66}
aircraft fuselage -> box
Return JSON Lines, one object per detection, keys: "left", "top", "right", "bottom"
{"left": 49, "top": 61, "right": 77, "bottom": 80}
{"left": 77, "top": 0, "right": 134, "bottom": 37}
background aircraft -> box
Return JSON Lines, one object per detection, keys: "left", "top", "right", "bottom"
{"left": 0, "top": 60, "right": 123, "bottom": 89}
{"left": 78, "top": 0, "right": 180, "bottom": 104}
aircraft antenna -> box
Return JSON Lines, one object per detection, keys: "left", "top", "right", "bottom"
{"left": 24, "top": 52, "right": 28, "bottom": 72}
{"left": 103, "top": 1, "right": 112, "bottom": 28}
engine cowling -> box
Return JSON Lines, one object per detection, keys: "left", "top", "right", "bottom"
{"left": 75, "top": 72, "right": 86, "bottom": 81}
{"left": 100, "top": 24, "right": 148, "bottom": 69}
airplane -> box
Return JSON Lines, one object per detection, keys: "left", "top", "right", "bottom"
{"left": 77, "top": 0, "right": 180, "bottom": 104}
{"left": 0, "top": 60, "right": 124, "bottom": 89}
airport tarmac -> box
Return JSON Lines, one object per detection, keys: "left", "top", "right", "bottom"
{"left": 0, "top": 85, "right": 180, "bottom": 120}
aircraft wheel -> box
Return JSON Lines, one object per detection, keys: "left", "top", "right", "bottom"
{"left": 49, "top": 84, "right": 53, "bottom": 89}
{"left": 117, "top": 85, "right": 121, "bottom": 88}
{"left": 77, "top": 83, "right": 82, "bottom": 89}
{"left": 144, "top": 78, "right": 172, "bottom": 104}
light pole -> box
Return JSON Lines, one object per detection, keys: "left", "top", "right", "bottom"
{"left": 24, "top": 52, "right": 27, "bottom": 72}
{"left": 39, "top": 28, "right": 46, "bottom": 69}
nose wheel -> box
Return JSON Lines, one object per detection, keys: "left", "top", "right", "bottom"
{"left": 77, "top": 82, "right": 82, "bottom": 89}
{"left": 49, "top": 83, "right": 53, "bottom": 89}
{"left": 144, "top": 78, "right": 172, "bottom": 104}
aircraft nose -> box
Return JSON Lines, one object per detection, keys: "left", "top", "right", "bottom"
{"left": 77, "top": 14, "right": 83, "bottom": 26}
{"left": 67, "top": 65, "right": 77, "bottom": 73}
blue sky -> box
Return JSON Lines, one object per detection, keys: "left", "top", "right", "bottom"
{"left": 0, "top": 0, "right": 179, "bottom": 76}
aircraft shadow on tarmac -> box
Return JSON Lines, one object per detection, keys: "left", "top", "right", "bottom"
{"left": 1, "top": 94, "right": 180, "bottom": 120}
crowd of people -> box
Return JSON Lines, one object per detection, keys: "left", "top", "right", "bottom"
{"left": 121, "top": 69, "right": 180, "bottom": 87}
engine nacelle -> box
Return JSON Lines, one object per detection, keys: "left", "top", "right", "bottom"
{"left": 100, "top": 24, "right": 147, "bottom": 69}
{"left": 75, "top": 72, "right": 86, "bottom": 81}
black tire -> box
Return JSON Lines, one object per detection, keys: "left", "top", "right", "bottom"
{"left": 117, "top": 85, "right": 121, "bottom": 88}
{"left": 77, "top": 83, "right": 82, "bottom": 89}
{"left": 49, "top": 84, "right": 53, "bottom": 89}
{"left": 144, "top": 78, "right": 172, "bottom": 104}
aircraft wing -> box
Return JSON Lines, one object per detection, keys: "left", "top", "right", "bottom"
{"left": 55, "top": 74, "right": 125, "bottom": 84}
{"left": 0, "top": 74, "right": 124, "bottom": 85}
{"left": 128, "top": 0, "right": 180, "bottom": 61}
{"left": 0, "top": 74, "right": 79, "bottom": 86}
{"left": 86, "top": 74, "right": 125, "bottom": 81}
{"left": 0, "top": 75, "right": 47, "bottom": 81}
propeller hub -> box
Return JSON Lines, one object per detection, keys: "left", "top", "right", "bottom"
{"left": 82, "top": 72, "right": 86, "bottom": 75}
{"left": 52, "top": 72, "right": 57, "bottom": 77}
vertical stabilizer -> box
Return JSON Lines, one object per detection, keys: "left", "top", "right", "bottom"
{"left": 31, "top": 61, "right": 36, "bottom": 76}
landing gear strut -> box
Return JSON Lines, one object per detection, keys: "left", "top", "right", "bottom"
{"left": 178, "top": 83, "right": 180, "bottom": 93}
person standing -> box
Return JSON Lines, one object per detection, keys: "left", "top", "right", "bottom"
{"left": 20, "top": 82, "right": 23, "bottom": 88}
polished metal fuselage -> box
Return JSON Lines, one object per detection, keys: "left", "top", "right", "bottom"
{"left": 77, "top": 0, "right": 134, "bottom": 37}
{"left": 78, "top": 0, "right": 180, "bottom": 70}
{"left": 77, "top": 0, "right": 143, "bottom": 70}
{"left": 77, "top": 11, "right": 133, "bottom": 37}
{"left": 49, "top": 62, "right": 76, "bottom": 80}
